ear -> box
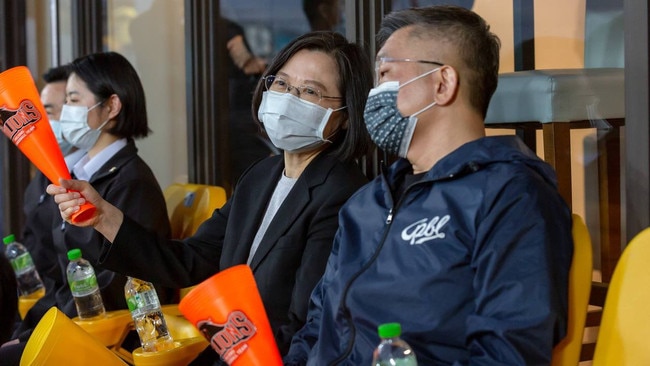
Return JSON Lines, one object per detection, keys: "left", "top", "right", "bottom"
{"left": 105, "top": 94, "right": 122, "bottom": 120}
{"left": 434, "top": 65, "right": 459, "bottom": 106}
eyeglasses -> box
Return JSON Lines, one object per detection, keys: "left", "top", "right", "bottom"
{"left": 374, "top": 57, "right": 444, "bottom": 84}
{"left": 263, "top": 75, "right": 343, "bottom": 104}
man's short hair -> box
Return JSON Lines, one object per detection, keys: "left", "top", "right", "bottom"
{"left": 377, "top": 6, "right": 501, "bottom": 117}
{"left": 42, "top": 65, "right": 70, "bottom": 84}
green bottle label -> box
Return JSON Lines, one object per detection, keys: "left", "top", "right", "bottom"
{"left": 126, "top": 289, "right": 160, "bottom": 317}
{"left": 10, "top": 253, "right": 35, "bottom": 275}
{"left": 70, "top": 276, "right": 98, "bottom": 296}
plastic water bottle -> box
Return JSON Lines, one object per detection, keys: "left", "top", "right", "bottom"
{"left": 3, "top": 234, "right": 45, "bottom": 296}
{"left": 124, "top": 276, "right": 174, "bottom": 352}
{"left": 66, "top": 248, "right": 106, "bottom": 319}
{"left": 372, "top": 323, "right": 418, "bottom": 366}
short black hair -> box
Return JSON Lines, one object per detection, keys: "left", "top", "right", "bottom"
{"left": 42, "top": 65, "right": 70, "bottom": 84}
{"left": 377, "top": 6, "right": 501, "bottom": 118}
{"left": 68, "top": 51, "right": 150, "bottom": 139}
{"left": 252, "top": 31, "right": 373, "bottom": 162}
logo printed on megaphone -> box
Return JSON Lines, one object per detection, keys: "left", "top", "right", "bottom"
{"left": 0, "top": 99, "right": 41, "bottom": 145}
{"left": 197, "top": 310, "right": 257, "bottom": 364}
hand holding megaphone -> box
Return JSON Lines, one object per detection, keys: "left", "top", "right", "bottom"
{"left": 0, "top": 66, "right": 95, "bottom": 223}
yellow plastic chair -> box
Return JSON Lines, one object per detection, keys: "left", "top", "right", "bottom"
{"left": 551, "top": 214, "right": 593, "bottom": 366}
{"left": 164, "top": 183, "right": 227, "bottom": 298}
{"left": 17, "top": 287, "right": 45, "bottom": 320}
{"left": 20, "top": 307, "right": 127, "bottom": 365}
{"left": 592, "top": 227, "right": 650, "bottom": 365}
{"left": 130, "top": 304, "right": 209, "bottom": 366}
{"left": 163, "top": 183, "right": 227, "bottom": 240}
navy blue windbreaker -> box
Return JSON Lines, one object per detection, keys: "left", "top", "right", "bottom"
{"left": 285, "top": 135, "right": 573, "bottom": 365}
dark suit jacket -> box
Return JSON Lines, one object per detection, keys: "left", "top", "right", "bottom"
{"left": 102, "top": 151, "right": 368, "bottom": 355}
{"left": 13, "top": 140, "right": 174, "bottom": 340}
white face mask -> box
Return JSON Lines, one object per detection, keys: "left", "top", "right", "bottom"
{"left": 49, "top": 119, "right": 74, "bottom": 155}
{"left": 258, "top": 91, "right": 346, "bottom": 152}
{"left": 60, "top": 102, "right": 109, "bottom": 150}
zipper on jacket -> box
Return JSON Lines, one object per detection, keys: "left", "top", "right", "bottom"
{"left": 328, "top": 217, "right": 394, "bottom": 365}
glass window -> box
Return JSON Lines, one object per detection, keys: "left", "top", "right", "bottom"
{"left": 105, "top": 0, "right": 188, "bottom": 190}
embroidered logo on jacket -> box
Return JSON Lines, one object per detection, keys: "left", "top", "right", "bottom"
{"left": 401, "top": 215, "right": 450, "bottom": 245}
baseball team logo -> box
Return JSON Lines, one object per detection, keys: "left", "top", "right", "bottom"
{"left": 0, "top": 99, "right": 41, "bottom": 145}
{"left": 197, "top": 310, "right": 257, "bottom": 364}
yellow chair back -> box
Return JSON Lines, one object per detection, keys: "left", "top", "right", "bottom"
{"left": 551, "top": 214, "right": 593, "bottom": 366}
{"left": 592, "top": 227, "right": 650, "bottom": 365}
{"left": 164, "top": 183, "right": 227, "bottom": 239}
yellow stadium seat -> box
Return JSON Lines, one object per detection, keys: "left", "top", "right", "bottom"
{"left": 164, "top": 183, "right": 227, "bottom": 298}
{"left": 163, "top": 183, "right": 227, "bottom": 240}
{"left": 592, "top": 227, "right": 650, "bottom": 365}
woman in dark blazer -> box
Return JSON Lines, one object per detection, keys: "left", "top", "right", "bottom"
{"left": 48, "top": 31, "right": 374, "bottom": 359}
{"left": 2, "top": 52, "right": 174, "bottom": 363}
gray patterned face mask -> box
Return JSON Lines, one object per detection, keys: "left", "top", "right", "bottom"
{"left": 363, "top": 68, "right": 439, "bottom": 158}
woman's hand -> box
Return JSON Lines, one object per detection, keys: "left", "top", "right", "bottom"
{"left": 47, "top": 179, "right": 100, "bottom": 226}
{"left": 46, "top": 179, "right": 123, "bottom": 242}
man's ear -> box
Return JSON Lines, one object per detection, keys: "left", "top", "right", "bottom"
{"left": 434, "top": 65, "right": 459, "bottom": 106}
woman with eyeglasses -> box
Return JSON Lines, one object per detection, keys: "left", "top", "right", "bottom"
{"left": 48, "top": 31, "right": 373, "bottom": 361}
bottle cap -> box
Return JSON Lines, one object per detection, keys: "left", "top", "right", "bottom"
{"left": 378, "top": 322, "right": 402, "bottom": 338}
{"left": 67, "top": 248, "right": 82, "bottom": 261}
{"left": 3, "top": 234, "right": 16, "bottom": 245}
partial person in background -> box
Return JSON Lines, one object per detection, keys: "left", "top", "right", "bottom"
{"left": 1, "top": 52, "right": 175, "bottom": 364}
{"left": 303, "top": 0, "right": 342, "bottom": 31}
{"left": 49, "top": 31, "right": 374, "bottom": 363}
{"left": 285, "top": 6, "right": 572, "bottom": 365}
{"left": 21, "top": 65, "right": 80, "bottom": 292}
{"left": 0, "top": 254, "right": 17, "bottom": 345}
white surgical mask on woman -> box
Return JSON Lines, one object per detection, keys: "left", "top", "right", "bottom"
{"left": 258, "top": 91, "right": 346, "bottom": 152}
{"left": 60, "top": 101, "right": 109, "bottom": 150}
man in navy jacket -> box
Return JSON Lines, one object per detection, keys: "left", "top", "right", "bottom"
{"left": 285, "top": 5, "right": 573, "bottom": 365}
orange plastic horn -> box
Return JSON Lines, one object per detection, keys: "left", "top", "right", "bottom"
{"left": 0, "top": 66, "right": 95, "bottom": 223}
{"left": 179, "top": 265, "right": 283, "bottom": 366}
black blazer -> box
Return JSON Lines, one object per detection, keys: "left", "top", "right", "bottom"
{"left": 14, "top": 141, "right": 173, "bottom": 339}
{"left": 103, "top": 151, "right": 368, "bottom": 354}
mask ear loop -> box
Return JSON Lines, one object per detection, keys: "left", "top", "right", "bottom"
{"left": 89, "top": 100, "right": 110, "bottom": 132}
{"left": 399, "top": 67, "right": 441, "bottom": 89}
{"left": 322, "top": 105, "right": 348, "bottom": 143}
{"left": 399, "top": 67, "right": 441, "bottom": 118}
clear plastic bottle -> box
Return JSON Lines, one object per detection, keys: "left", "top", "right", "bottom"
{"left": 3, "top": 234, "right": 45, "bottom": 296}
{"left": 66, "top": 248, "right": 106, "bottom": 319}
{"left": 372, "top": 322, "right": 418, "bottom": 366}
{"left": 124, "top": 276, "right": 174, "bottom": 352}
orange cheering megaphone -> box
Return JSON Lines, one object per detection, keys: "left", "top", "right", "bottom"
{"left": 0, "top": 66, "right": 95, "bottom": 223}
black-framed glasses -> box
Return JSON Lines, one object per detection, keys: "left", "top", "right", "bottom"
{"left": 263, "top": 75, "right": 343, "bottom": 104}
{"left": 374, "top": 57, "right": 444, "bottom": 84}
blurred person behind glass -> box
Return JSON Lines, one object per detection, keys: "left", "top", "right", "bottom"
{"left": 302, "top": 0, "right": 342, "bottom": 31}
{"left": 49, "top": 31, "right": 374, "bottom": 363}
